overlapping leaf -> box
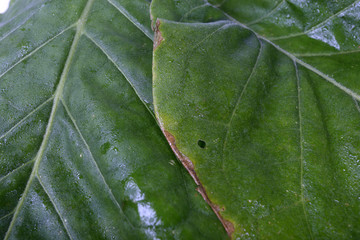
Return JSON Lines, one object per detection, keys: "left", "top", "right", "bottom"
{"left": 152, "top": 0, "right": 360, "bottom": 238}
{"left": 0, "top": 0, "right": 228, "bottom": 239}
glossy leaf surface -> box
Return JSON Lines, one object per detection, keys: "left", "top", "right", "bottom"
{"left": 0, "top": 0, "right": 228, "bottom": 239}
{"left": 151, "top": 0, "right": 360, "bottom": 238}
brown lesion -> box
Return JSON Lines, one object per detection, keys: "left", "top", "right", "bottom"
{"left": 153, "top": 19, "right": 164, "bottom": 50}
{"left": 163, "top": 130, "right": 235, "bottom": 238}
{"left": 153, "top": 16, "right": 234, "bottom": 238}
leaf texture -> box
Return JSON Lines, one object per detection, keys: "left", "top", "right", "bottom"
{"left": 151, "top": 0, "right": 360, "bottom": 239}
{"left": 0, "top": 0, "right": 228, "bottom": 239}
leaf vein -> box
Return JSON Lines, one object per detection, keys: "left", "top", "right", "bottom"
{"left": 269, "top": 0, "right": 360, "bottom": 41}
{"left": 222, "top": 40, "right": 263, "bottom": 154}
{"left": 106, "top": 0, "right": 153, "bottom": 40}
{"left": 353, "top": 97, "right": 360, "bottom": 114}
{"left": 3, "top": 0, "right": 94, "bottom": 238}
{"left": 294, "top": 61, "right": 314, "bottom": 240}
{"left": 0, "top": 159, "right": 35, "bottom": 184}
{"left": 179, "top": 3, "right": 210, "bottom": 22}
{"left": 221, "top": 40, "right": 263, "bottom": 196}
{"left": 294, "top": 49, "right": 360, "bottom": 57}
{"left": 262, "top": 37, "right": 360, "bottom": 101}
{"left": 0, "top": 0, "right": 45, "bottom": 40}
{"left": 83, "top": 32, "right": 156, "bottom": 121}
{"left": 61, "top": 99, "right": 135, "bottom": 229}
{"left": 190, "top": 22, "right": 233, "bottom": 51}
{"left": 0, "top": 96, "right": 54, "bottom": 141}
{"left": 247, "top": 0, "right": 286, "bottom": 26}
{"left": 206, "top": 1, "right": 360, "bottom": 101}
{"left": 37, "top": 177, "right": 74, "bottom": 240}
{"left": 0, "top": 24, "right": 75, "bottom": 80}
{"left": 0, "top": 210, "right": 15, "bottom": 222}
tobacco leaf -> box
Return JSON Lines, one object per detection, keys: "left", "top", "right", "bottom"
{"left": 0, "top": 0, "right": 227, "bottom": 239}
{"left": 151, "top": 0, "right": 360, "bottom": 238}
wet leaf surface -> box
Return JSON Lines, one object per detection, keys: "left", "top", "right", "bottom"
{"left": 0, "top": 0, "right": 228, "bottom": 239}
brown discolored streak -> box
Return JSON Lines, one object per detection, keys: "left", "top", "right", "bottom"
{"left": 153, "top": 17, "right": 234, "bottom": 237}
{"left": 163, "top": 130, "right": 235, "bottom": 238}
{"left": 153, "top": 19, "right": 163, "bottom": 50}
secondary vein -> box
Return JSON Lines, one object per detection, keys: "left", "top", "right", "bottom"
{"left": 84, "top": 32, "right": 157, "bottom": 122}
{"left": 0, "top": 24, "right": 75, "bottom": 79}
{"left": 37, "top": 178, "right": 74, "bottom": 240}
{"left": 61, "top": 99, "right": 135, "bottom": 229}
{"left": 106, "top": 0, "right": 153, "bottom": 40}
{"left": 269, "top": 0, "right": 360, "bottom": 41}
{"left": 294, "top": 61, "right": 314, "bottom": 240}
{"left": 0, "top": 96, "right": 54, "bottom": 141}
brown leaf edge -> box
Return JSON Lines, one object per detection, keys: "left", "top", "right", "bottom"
{"left": 153, "top": 19, "right": 163, "bottom": 50}
{"left": 152, "top": 19, "right": 234, "bottom": 238}
{"left": 164, "top": 131, "right": 235, "bottom": 238}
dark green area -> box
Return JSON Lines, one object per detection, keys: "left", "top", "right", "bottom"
{"left": 0, "top": 0, "right": 227, "bottom": 239}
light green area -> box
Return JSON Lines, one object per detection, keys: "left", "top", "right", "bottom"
{"left": 0, "top": 0, "right": 228, "bottom": 239}
{"left": 152, "top": 0, "right": 360, "bottom": 239}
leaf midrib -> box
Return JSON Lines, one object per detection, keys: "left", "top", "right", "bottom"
{"left": 4, "top": 0, "right": 95, "bottom": 238}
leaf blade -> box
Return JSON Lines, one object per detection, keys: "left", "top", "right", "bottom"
{"left": 0, "top": 0, "right": 229, "bottom": 239}
{"left": 151, "top": 1, "right": 360, "bottom": 238}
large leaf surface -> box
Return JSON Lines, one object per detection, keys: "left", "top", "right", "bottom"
{"left": 151, "top": 0, "right": 360, "bottom": 239}
{"left": 0, "top": 0, "right": 228, "bottom": 239}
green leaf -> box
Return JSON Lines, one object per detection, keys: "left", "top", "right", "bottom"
{"left": 151, "top": 0, "right": 360, "bottom": 238}
{"left": 0, "top": 0, "right": 228, "bottom": 239}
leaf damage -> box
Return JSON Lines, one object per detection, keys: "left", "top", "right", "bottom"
{"left": 163, "top": 130, "right": 235, "bottom": 238}
{"left": 153, "top": 19, "right": 163, "bottom": 50}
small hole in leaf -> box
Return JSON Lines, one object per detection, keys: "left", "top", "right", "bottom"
{"left": 198, "top": 140, "right": 206, "bottom": 149}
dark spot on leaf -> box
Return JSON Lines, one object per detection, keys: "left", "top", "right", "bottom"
{"left": 100, "top": 142, "right": 111, "bottom": 154}
{"left": 198, "top": 140, "right": 206, "bottom": 149}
